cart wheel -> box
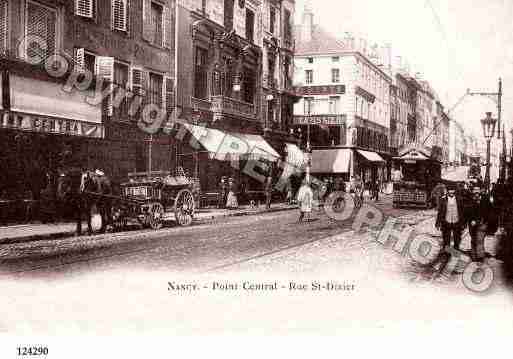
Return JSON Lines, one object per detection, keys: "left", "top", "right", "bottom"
{"left": 149, "top": 202, "right": 164, "bottom": 230}
{"left": 175, "top": 189, "right": 195, "bottom": 226}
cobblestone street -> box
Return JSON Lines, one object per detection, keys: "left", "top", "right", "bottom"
{"left": 1, "top": 197, "right": 512, "bottom": 334}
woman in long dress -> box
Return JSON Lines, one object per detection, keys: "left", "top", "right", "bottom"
{"left": 226, "top": 178, "right": 239, "bottom": 209}
{"left": 297, "top": 179, "right": 313, "bottom": 222}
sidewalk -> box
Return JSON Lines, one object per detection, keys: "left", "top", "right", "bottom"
{"left": 0, "top": 203, "right": 297, "bottom": 244}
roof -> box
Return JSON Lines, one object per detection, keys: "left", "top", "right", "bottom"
{"left": 294, "top": 24, "right": 346, "bottom": 55}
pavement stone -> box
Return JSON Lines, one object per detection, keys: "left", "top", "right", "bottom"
{"left": 0, "top": 203, "right": 298, "bottom": 245}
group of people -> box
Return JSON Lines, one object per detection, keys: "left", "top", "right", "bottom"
{"left": 434, "top": 179, "right": 506, "bottom": 263}
{"left": 217, "top": 177, "right": 239, "bottom": 209}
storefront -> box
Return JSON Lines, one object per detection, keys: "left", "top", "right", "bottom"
{"left": 354, "top": 149, "right": 386, "bottom": 185}
{"left": 176, "top": 123, "right": 280, "bottom": 204}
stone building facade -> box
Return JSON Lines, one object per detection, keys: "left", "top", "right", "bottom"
{"left": 0, "top": 0, "right": 176, "bottom": 201}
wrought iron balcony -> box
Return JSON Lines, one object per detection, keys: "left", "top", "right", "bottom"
{"left": 211, "top": 95, "right": 256, "bottom": 121}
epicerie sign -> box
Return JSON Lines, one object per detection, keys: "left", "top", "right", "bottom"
{"left": 0, "top": 111, "right": 104, "bottom": 138}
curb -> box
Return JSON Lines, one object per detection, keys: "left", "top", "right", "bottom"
{"left": 0, "top": 206, "right": 298, "bottom": 245}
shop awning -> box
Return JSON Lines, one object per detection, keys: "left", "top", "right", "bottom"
{"left": 357, "top": 150, "right": 385, "bottom": 163}
{"left": 311, "top": 149, "right": 351, "bottom": 174}
{"left": 183, "top": 124, "right": 280, "bottom": 161}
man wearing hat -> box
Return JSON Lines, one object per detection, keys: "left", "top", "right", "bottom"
{"left": 466, "top": 186, "right": 492, "bottom": 262}
{"left": 436, "top": 186, "right": 466, "bottom": 251}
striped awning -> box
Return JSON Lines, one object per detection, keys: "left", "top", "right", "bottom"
{"left": 183, "top": 124, "right": 280, "bottom": 161}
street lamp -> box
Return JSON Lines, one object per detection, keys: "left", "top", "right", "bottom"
{"left": 481, "top": 111, "right": 497, "bottom": 189}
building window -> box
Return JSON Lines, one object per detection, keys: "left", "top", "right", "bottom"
{"left": 194, "top": 46, "right": 208, "bottom": 99}
{"left": 245, "top": 9, "right": 254, "bottom": 43}
{"left": 269, "top": 6, "right": 275, "bottom": 33}
{"left": 304, "top": 97, "right": 314, "bottom": 115}
{"left": 307, "top": 57, "right": 313, "bottom": 64}
{"left": 224, "top": 0, "right": 234, "bottom": 31}
{"left": 242, "top": 68, "right": 256, "bottom": 104}
{"left": 0, "top": 0, "right": 8, "bottom": 54}
{"left": 329, "top": 96, "right": 340, "bottom": 114}
{"left": 113, "top": 61, "right": 129, "bottom": 120}
{"left": 283, "top": 9, "right": 292, "bottom": 44}
{"left": 75, "top": 0, "right": 94, "bottom": 18}
{"left": 150, "top": 2, "right": 163, "bottom": 46}
{"left": 305, "top": 70, "right": 313, "bottom": 84}
{"left": 331, "top": 68, "right": 340, "bottom": 83}
{"left": 26, "top": 1, "right": 58, "bottom": 62}
{"left": 332, "top": 56, "right": 339, "bottom": 62}
{"left": 112, "top": 0, "right": 128, "bottom": 32}
{"left": 148, "top": 72, "right": 163, "bottom": 108}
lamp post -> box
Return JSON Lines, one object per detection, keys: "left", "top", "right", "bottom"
{"left": 305, "top": 100, "right": 312, "bottom": 183}
{"left": 481, "top": 112, "right": 497, "bottom": 190}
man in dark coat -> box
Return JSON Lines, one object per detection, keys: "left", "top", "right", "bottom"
{"left": 465, "top": 186, "right": 492, "bottom": 262}
{"left": 436, "top": 187, "right": 466, "bottom": 251}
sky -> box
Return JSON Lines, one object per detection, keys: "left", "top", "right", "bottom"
{"left": 295, "top": 0, "right": 513, "bottom": 143}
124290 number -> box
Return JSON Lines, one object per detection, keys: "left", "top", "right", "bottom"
{"left": 17, "top": 346, "right": 48, "bottom": 356}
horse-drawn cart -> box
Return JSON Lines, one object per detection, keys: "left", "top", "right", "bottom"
{"left": 111, "top": 171, "right": 197, "bottom": 230}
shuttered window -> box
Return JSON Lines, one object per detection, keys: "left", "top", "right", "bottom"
{"left": 0, "top": 0, "right": 8, "bottom": 55}
{"left": 148, "top": 72, "right": 163, "bottom": 108}
{"left": 164, "top": 77, "right": 174, "bottom": 115}
{"left": 131, "top": 68, "right": 145, "bottom": 120}
{"left": 194, "top": 47, "right": 208, "bottom": 99}
{"left": 113, "top": 62, "right": 129, "bottom": 121}
{"left": 112, "top": 0, "right": 128, "bottom": 32}
{"left": 150, "top": 2, "right": 162, "bottom": 46}
{"left": 95, "top": 56, "right": 115, "bottom": 117}
{"left": 26, "top": 1, "right": 57, "bottom": 61}
{"left": 75, "top": 0, "right": 94, "bottom": 18}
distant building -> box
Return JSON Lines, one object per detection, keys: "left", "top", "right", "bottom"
{"left": 293, "top": 6, "right": 392, "bottom": 183}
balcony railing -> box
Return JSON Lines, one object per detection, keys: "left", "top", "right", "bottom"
{"left": 211, "top": 95, "right": 256, "bottom": 120}
{"left": 191, "top": 97, "right": 212, "bottom": 112}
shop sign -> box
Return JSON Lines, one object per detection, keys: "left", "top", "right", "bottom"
{"left": 293, "top": 115, "right": 346, "bottom": 125}
{"left": 0, "top": 111, "right": 104, "bottom": 138}
{"left": 294, "top": 85, "right": 346, "bottom": 96}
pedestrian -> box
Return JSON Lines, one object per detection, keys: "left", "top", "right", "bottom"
{"left": 264, "top": 176, "right": 272, "bottom": 209}
{"left": 372, "top": 178, "right": 380, "bottom": 201}
{"left": 218, "top": 176, "right": 228, "bottom": 209}
{"left": 431, "top": 181, "right": 447, "bottom": 209}
{"left": 297, "top": 178, "right": 313, "bottom": 223}
{"left": 435, "top": 187, "right": 466, "bottom": 251}
{"left": 285, "top": 179, "right": 294, "bottom": 205}
{"left": 226, "top": 177, "right": 238, "bottom": 209}
{"left": 466, "top": 186, "right": 491, "bottom": 262}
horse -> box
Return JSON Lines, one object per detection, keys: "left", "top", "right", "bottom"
{"left": 56, "top": 168, "right": 113, "bottom": 235}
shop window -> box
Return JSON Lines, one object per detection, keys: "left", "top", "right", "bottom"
{"left": 194, "top": 46, "right": 208, "bottom": 99}
{"left": 26, "top": 1, "right": 58, "bottom": 62}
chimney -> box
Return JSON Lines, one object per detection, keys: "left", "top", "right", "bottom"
{"left": 380, "top": 43, "right": 392, "bottom": 70}
{"left": 344, "top": 32, "right": 355, "bottom": 51}
{"left": 301, "top": 4, "right": 314, "bottom": 42}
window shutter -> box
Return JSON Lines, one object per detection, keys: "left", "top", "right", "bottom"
{"left": 142, "top": 0, "right": 152, "bottom": 42}
{"left": 74, "top": 48, "right": 85, "bottom": 73}
{"left": 163, "top": 4, "right": 172, "bottom": 49}
{"left": 164, "top": 77, "right": 174, "bottom": 114}
{"left": 26, "top": 2, "right": 57, "bottom": 61}
{"left": 131, "top": 68, "right": 145, "bottom": 97}
{"left": 95, "top": 56, "right": 115, "bottom": 117}
{"left": 112, "top": 0, "right": 128, "bottom": 32}
{"left": 75, "top": 0, "right": 93, "bottom": 18}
